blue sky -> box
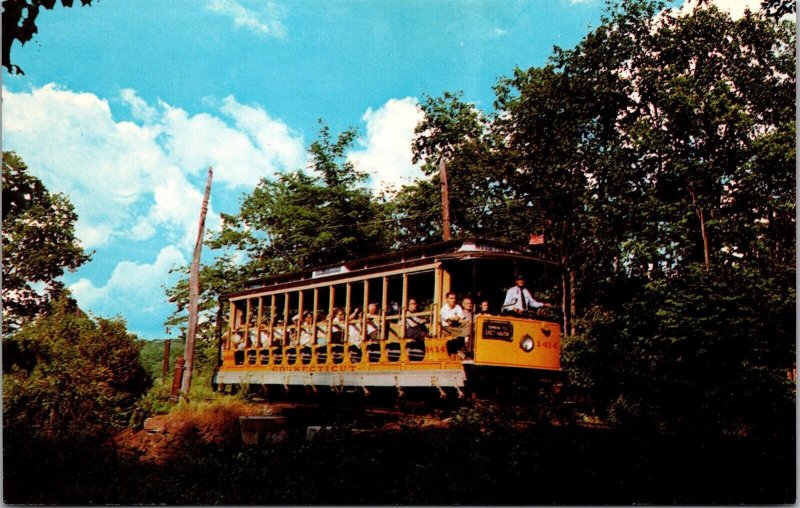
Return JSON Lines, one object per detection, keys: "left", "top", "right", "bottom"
{"left": 3, "top": 0, "right": 749, "bottom": 339}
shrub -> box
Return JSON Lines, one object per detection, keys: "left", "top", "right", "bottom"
{"left": 3, "top": 296, "right": 151, "bottom": 439}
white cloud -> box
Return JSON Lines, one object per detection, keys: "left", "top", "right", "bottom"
{"left": 3, "top": 85, "right": 304, "bottom": 249}
{"left": 160, "top": 98, "right": 305, "bottom": 189}
{"left": 348, "top": 97, "right": 426, "bottom": 193}
{"left": 120, "top": 88, "right": 158, "bottom": 123}
{"left": 69, "top": 246, "right": 187, "bottom": 335}
{"left": 220, "top": 95, "right": 306, "bottom": 173}
{"left": 4, "top": 84, "right": 168, "bottom": 247}
{"left": 76, "top": 223, "right": 114, "bottom": 249}
{"left": 206, "top": 0, "right": 286, "bottom": 38}
{"left": 4, "top": 84, "right": 305, "bottom": 338}
{"left": 130, "top": 217, "right": 156, "bottom": 241}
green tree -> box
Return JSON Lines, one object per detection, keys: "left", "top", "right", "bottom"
{"left": 388, "top": 177, "right": 443, "bottom": 246}
{"left": 2, "top": 151, "right": 91, "bottom": 333}
{"left": 396, "top": 0, "right": 795, "bottom": 436}
{"left": 210, "top": 123, "right": 392, "bottom": 272}
{"left": 564, "top": 265, "right": 795, "bottom": 437}
{"left": 166, "top": 123, "right": 393, "bottom": 337}
{"left": 2, "top": 0, "right": 93, "bottom": 74}
{"left": 164, "top": 255, "right": 246, "bottom": 348}
{"left": 616, "top": 4, "right": 796, "bottom": 273}
{"left": 552, "top": 1, "right": 796, "bottom": 434}
{"left": 408, "top": 91, "right": 506, "bottom": 240}
{"left": 3, "top": 295, "right": 151, "bottom": 439}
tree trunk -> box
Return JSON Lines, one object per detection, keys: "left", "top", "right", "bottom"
{"left": 688, "top": 183, "right": 711, "bottom": 271}
{"left": 569, "top": 270, "right": 577, "bottom": 336}
{"left": 562, "top": 270, "right": 572, "bottom": 336}
{"left": 181, "top": 166, "right": 213, "bottom": 399}
{"left": 698, "top": 207, "right": 710, "bottom": 271}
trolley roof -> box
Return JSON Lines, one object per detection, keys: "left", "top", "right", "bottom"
{"left": 222, "top": 238, "right": 563, "bottom": 301}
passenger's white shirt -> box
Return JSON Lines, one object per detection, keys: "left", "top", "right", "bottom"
{"left": 299, "top": 324, "right": 314, "bottom": 346}
{"left": 232, "top": 332, "right": 245, "bottom": 350}
{"left": 502, "top": 286, "right": 543, "bottom": 312}
{"left": 440, "top": 303, "right": 466, "bottom": 328}
{"left": 271, "top": 327, "right": 285, "bottom": 345}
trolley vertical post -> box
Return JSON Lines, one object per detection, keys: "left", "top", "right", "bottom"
{"left": 282, "top": 293, "right": 290, "bottom": 346}
{"left": 245, "top": 299, "right": 252, "bottom": 348}
{"left": 344, "top": 282, "right": 352, "bottom": 364}
{"left": 380, "top": 276, "right": 388, "bottom": 340}
{"left": 400, "top": 273, "right": 408, "bottom": 338}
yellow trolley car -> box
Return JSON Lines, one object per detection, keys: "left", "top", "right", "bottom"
{"left": 214, "top": 239, "right": 564, "bottom": 396}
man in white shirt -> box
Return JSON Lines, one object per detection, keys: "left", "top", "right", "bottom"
{"left": 440, "top": 291, "right": 465, "bottom": 327}
{"left": 502, "top": 274, "right": 549, "bottom": 314}
{"left": 440, "top": 291, "right": 466, "bottom": 336}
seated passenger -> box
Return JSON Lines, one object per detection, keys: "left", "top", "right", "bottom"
{"left": 288, "top": 313, "right": 304, "bottom": 347}
{"left": 231, "top": 330, "right": 245, "bottom": 350}
{"left": 346, "top": 307, "right": 365, "bottom": 346}
{"left": 502, "top": 274, "right": 550, "bottom": 314}
{"left": 365, "top": 303, "right": 380, "bottom": 341}
{"left": 271, "top": 322, "right": 286, "bottom": 346}
{"left": 329, "top": 308, "right": 346, "bottom": 344}
{"left": 256, "top": 326, "right": 271, "bottom": 348}
{"left": 461, "top": 296, "right": 475, "bottom": 354}
{"left": 440, "top": 291, "right": 466, "bottom": 337}
{"left": 477, "top": 299, "right": 492, "bottom": 315}
{"left": 314, "top": 312, "right": 328, "bottom": 346}
{"left": 296, "top": 312, "right": 315, "bottom": 347}
{"left": 404, "top": 298, "right": 429, "bottom": 341}
{"left": 365, "top": 303, "right": 382, "bottom": 361}
{"left": 345, "top": 308, "right": 367, "bottom": 363}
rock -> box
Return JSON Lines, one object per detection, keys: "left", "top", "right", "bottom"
{"left": 143, "top": 417, "right": 167, "bottom": 433}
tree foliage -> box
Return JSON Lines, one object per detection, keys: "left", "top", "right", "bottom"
{"left": 164, "top": 0, "right": 794, "bottom": 437}
{"left": 2, "top": 0, "right": 93, "bottom": 75}
{"left": 549, "top": 2, "right": 795, "bottom": 433}
{"left": 3, "top": 296, "right": 151, "bottom": 439}
{"left": 210, "top": 123, "right": 392, "bottom": 272}
{"left": 400, "top": 1, "right": 795, "bottom": 434}
{"left": 166, "top": 123, "right": 393, "bottom": 338}
{"left": 2, "top": 151, "right": 92, "bottom": 333}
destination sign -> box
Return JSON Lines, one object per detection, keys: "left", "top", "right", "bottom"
{"left": 482, "top": 320, "right": 514, "bottom": 341}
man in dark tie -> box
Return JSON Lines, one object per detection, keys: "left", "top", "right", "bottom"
{"left": 502, "top": 274, "right": 549, "bottom": 314}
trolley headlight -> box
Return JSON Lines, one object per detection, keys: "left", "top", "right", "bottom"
{"left": 520, "top": 334, "right": 535, "bottom": 353}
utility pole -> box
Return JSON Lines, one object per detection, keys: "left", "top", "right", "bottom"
{"left": 181, "top": 166, "right": 213, "bottom": 400}
{"left": 439, "top": 158, "right": 451, "bottom": 240}
{"left": 162, "top": 338, "right": 171, "bottom": 379}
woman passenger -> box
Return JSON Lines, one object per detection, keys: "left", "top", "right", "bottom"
{"left": 330, "top": 308, "right": 346, "bottom": 344}
{"left": 297, "top": 311, "right": 315, "bottom": 347}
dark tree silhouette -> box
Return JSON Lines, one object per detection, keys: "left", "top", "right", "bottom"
{"left": 2, "top": 0, "right": 93, "bottom": 74}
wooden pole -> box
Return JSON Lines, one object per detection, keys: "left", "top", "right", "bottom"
{"left": 162, "top": 339, "right": 171, "bottom": 379}
{"left": 181, "top": 166, "right": 213, "bottom": 399}
{"left": 439, "top": 159, "right": 451, "bottom": 241}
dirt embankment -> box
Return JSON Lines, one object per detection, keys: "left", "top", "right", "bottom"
{"left": 114, "top": 401, "right": 263, "bottom": 464}
{"left": 113, "top": 401, "right": 455, "bottom": 464}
